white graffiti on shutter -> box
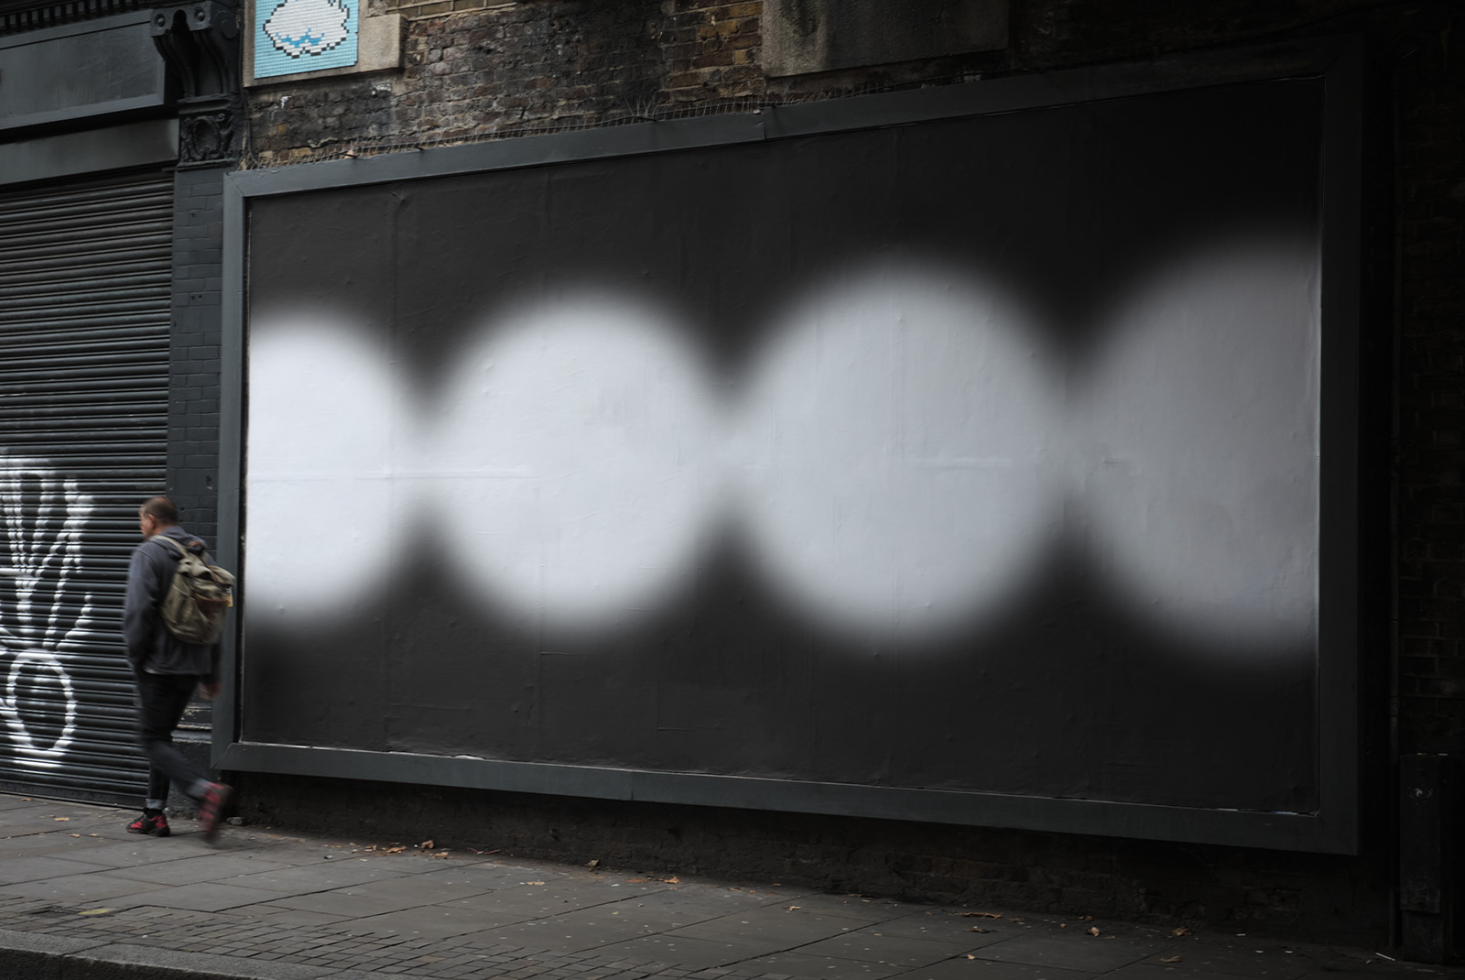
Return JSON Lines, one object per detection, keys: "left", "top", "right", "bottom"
{"left": 0, "top": 458, "right": 89, "bottom": 769}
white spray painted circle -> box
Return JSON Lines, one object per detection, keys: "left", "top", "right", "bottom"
{"left": 430, "top": 295, "right": 723, "bottom": 631}
{"left": 0, "top": 650, "right": 77, "bottom": 768}
{"left": 1077, "top": 237, "right": 1320, "bottom": 649}
{"left": 729, "top": 263, "right": 1062, "bottom": 641}
{"left": 246, "top": 318, "right": 417, "bottom": 624}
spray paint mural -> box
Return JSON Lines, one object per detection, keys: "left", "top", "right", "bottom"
{"left": 230, "top": 69, "right": 1357, "bottom": 843}
{"left": 248, "top": 238, "right": 1317, "bottom": 647}
{"left": 0, "top": 459, "right": 89, "bottom": 769}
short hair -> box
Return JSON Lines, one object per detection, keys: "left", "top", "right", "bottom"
{"left": 139, "top": 496, "right": 179, "bottom": 525}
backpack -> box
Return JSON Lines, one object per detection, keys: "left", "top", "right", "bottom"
{"left": 151, "top": 535, "right": 235, "bottom": 644}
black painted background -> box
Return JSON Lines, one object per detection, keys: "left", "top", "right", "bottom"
{"left": 243, "top": 78, "right": 1323, "bottom": 812}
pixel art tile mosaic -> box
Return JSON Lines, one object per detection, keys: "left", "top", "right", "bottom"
{"left": 254, "top": 0, "right": 357, "bottom": 78}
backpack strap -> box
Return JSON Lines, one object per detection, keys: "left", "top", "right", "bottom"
{"left": 148, "top": 534, "right": 203, "bottom": 557}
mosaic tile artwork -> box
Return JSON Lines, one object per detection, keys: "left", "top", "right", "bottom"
{"left": 254, "top": 0, "right": 358, "bottom": 78}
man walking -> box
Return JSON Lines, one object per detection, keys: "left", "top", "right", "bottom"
{"left": 122, "top": 496, "right": 232, "bottom": 840}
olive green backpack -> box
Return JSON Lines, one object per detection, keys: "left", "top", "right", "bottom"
{"left": 151, "top": 536, "right": 235, "bottom": 644}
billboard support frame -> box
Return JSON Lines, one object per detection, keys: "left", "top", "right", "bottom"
{"left": 218, "top": 34, "right": 1367, "bottom": 854}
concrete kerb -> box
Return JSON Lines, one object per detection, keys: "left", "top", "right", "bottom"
{"left": 0, "top": 927, "right": 372, "bottom": 980}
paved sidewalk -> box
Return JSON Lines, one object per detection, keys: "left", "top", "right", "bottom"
{"left": 0, "top": 794, "right": 1456, "bottom": 980}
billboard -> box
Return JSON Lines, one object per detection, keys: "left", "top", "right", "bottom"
{"left": 221, "top": 44, "right": 1363, "bottom": 852}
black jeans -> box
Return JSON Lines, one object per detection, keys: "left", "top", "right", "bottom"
{"left": 134, "top": 671, "right": 208, "bottom": 805}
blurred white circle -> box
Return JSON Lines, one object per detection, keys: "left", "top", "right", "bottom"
{"left": 246, "top": 318, "right": 416, "bottom": 624}
{"left": 429, "top": 294, "right": 723, "bottom": 630}
{"left": 1078, "top": 237, "right": 1320, "bottom": 649}
{"left": 729, "top": 262, "right": 1062, "bottom": 641}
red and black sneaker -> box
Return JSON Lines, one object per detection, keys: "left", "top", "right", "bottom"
{"left": 127, "top": 812, "right": 170, "bottom": 837}
{"left": 197, "top": 783, "right": 233, "bottom": 843}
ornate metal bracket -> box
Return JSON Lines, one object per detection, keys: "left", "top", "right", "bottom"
{"left": 150, "top": 0, "right": 243, "bottom": 168}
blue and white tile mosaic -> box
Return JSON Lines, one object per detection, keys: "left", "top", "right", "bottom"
{"left": 255, "top": 0, "right": 358, "bottom": 78}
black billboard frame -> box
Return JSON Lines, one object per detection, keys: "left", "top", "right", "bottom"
{"left": 218, "top": 35, "right": 1368, "bottom": 854}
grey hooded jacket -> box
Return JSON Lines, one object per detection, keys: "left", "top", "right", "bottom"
{"left": 122, "top": 525, "right": 217, "bottom": 679}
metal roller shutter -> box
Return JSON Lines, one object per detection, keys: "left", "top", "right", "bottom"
{"left": 0, "top": 169, "right": 172, "bottom": 805}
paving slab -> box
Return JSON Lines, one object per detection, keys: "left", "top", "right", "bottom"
{"left": 1110, "top": 964, "right": 1270, "bottom": 980}
{"left": 0, "top": 831, "right": 122, "bottom": 858}
{"left": 50, "top": 838, "right": 214, "bottom": 869}
{"left": 333, "top": 904, "right": 493, "bottom": 940}
{"left": 219, "top": 859, "right": 418, "bottom": 893}
{"left": 466, "top": 896, "right": 734, "bottom": 954}
{"left": 797, "top": 933, "right": 989, "bottom": 969}
{"left": 0, "top": 854, "right": 115, "bottom": 885}
{"left": 265, "top": 875, "right": 492, "bottom": 917}
{"left": 970, "top": 932, "right": 1161, "bottom": 973}
{"left": 410, "top": 860, "right": 572, "bottom": 887}
{"left": 866, "top": 911, "right": 1019, "bottom": 947}
{"left": 0, "top": 870, "right": 172, "bottom": 904}
{"left": 895, "top": 958, "right": 1100, "bottom": 980}
{"left": 790, "top": 894, "right": 914, "bottom": 923}
{"left": 668, "top": 905, "right": 883, "bottom": 945}
{"left": 592, "top": 932, "right": 788, "bottom": 969}
{"left": 107, "top": 852, "right": 298, "bottom": 885}
{"left": 1145, "top": 944, "right": 1315, "bottom": 979}
{"left": 116, "top": 880, "right": 295, "bottom": 912}
{"left": 615, "top": 884, "right": 787, "bottom": 919}
{"left": 435, "top": 876, "right": 667, "bottom": 919}
{"left": 735, "top": 948, "right": 915, "bottom": 978}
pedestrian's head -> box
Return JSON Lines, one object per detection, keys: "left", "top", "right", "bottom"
{"left": 138, "top": 496, "right": 179, "bottom": 538}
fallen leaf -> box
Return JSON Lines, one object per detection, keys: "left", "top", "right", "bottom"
{"left": 525, "top": 881, "right": 545, "bottom": 886}
{"left": 786, "top": 905, "right": 802, "bottom": 911}
{"left": 77, "top": 909, "right": 113, "bottom": 916}
{"left": 627, "top": 878, "right": 647, "bottom": 883}
{"left": 418, "top": 839, "right": 434, "bottom": 849}
{"left": 1172, "top": 926, "right": 1192, "bottom": 937}
{"left": 383, "top": 846, "right": 405, "bottom": 854}
{"left": 661, "top": 876, "right": 680, "bottom": 884}
{"left": 70, "top": 834, "right": 80, "bottom": 838}
{"left": 967, "top": 954, "right": 977, "bottom": 960}
{"left": 1161, "top": 956, "right": 1183, "bottom": 963}
{"left": 53, "top": 817, "right": 69, "bottom": 821}
{"left": 972, "top": 926, "right": 992, "bottom": 933}
{"left": 587, "top": 859, "right": 600, "bottom": 868}
{"left": 1088, "top": 927, "right": 1101, "bottom": 937}
{"left": 962, "top": 912, "right": 1003, "bottom": 919}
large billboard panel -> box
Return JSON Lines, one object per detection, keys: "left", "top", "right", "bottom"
{"left": 221, "top": 46, "right": 1363, "bottom": 851}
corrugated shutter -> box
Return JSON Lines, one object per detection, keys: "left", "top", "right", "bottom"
{"left": 0, "top": 169, "right": 172, "bottom": 805}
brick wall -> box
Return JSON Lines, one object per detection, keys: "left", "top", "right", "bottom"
{"left": 1395, "top": 19, "right": 1465, "bottom": 754}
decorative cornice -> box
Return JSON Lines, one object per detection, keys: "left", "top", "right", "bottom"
{"left": 149, "top": 0, "right": 242, "bottom": 166}
{"left": 150, "top": 0, "right": 240, "bottom": 99}
{"left": 177, "top": 101, "right": 237, "bottom": 167}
